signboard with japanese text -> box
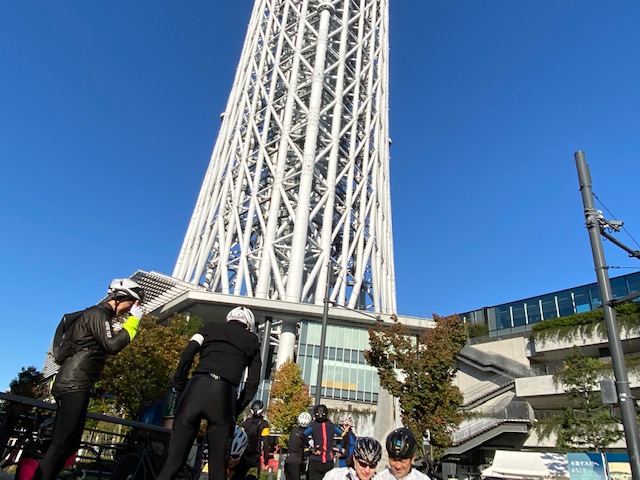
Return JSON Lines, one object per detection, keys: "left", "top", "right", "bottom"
{"left": 567, "top": 452, "right": 606, "bottom": 480}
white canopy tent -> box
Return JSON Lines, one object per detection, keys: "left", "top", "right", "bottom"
{"left": 481, "top": 450, "right": 569, "bottom": 480}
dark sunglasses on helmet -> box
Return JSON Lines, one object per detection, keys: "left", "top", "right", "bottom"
{"left": 356, "top": 459, "right": 378, "bottom": 469}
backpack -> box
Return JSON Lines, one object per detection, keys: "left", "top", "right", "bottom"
{"left": 51, "top": 310, "right": 86, "bottom": 365}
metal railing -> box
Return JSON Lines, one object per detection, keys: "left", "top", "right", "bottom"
{"left": 452, "top": 400, "right": 534, "bottom": 445}
{"left": 0, "top": 392, "right": 175, "bottom": 479}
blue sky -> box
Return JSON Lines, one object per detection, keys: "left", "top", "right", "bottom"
{"left": 1, "top": 1, "right": 640, "bottom": 391}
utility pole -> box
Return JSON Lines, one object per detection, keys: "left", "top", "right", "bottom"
{"left": 575, "top": 150, "right": 640, "bottom": 480}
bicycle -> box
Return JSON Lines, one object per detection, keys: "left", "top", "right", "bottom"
{"left": 110, "top": 433, "right": 196, "bottom": 480}
{"left": 1, "top": 414, "right": 103, "bottom": 480}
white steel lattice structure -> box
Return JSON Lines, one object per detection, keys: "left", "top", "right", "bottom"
{"left": 174, "top": 0, "right": 396, "bottom": 314}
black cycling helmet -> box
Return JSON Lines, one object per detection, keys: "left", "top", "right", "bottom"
{"left": 314, "top": 404, "right": 328, "bottom": 422}
{"left": 354, "top": 437, "right": 382, "bottom": 465}
{"left": 386, "top": 427, "right": 417, "bottom": 459}
{"left": 250, "top": 400, "right": 264, "bottom": 417}
{"left": 37, "top": 418, "right": 56, "bottom": 443}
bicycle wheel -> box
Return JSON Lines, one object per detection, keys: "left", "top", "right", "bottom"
{"left": 109, "top": 453, "right": 146, "bottom": 480}
{"left": 59, "top": 445, "right": 103, "bottom": 480}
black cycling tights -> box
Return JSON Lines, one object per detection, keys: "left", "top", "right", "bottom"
{"left": 157, "top": 375, "right": 236, "bottom": 480}
{"left": 307, "top": 461, "right": 334, "bottom": 480}
{"left": 285, "top": 462, "right": 305, "bottom": 480}
{"left": 33, "top": 390, "right": 91, "bottom": 480}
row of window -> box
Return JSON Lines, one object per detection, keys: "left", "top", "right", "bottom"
{"left": 461, "top": 271, "right": 640, "bottom": 334}
{"left": 297, "top": 321, "right": 379, "bottom": 403}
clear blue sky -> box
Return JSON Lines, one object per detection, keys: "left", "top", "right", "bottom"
{"left": 2, "top": 1, "right": 639, "bottom": 391}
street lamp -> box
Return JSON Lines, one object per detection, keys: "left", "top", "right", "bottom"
{"left": 313, "top": 264, "right": 389, "bottom": 405}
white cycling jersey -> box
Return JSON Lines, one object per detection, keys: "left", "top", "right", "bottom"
{"left": 323, "top": 467, "right": 363, "bottom": 480}
{"left": 374, "top": 467, "right": 431, "bottom": 480}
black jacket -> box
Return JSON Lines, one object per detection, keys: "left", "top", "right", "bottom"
{"left": 173, "top": 320, "right": 261, "bottom": 412}
{"left": 242, "top": 415, "right": 271, "bottom": 467}
{"left": 285, "top": 425, "right": 309, "bottom": 465}
{"left": 52, "top": 303, "right": 132, "bottom": 396}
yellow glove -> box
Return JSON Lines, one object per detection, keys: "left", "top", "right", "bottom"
{"left": 123, "top": 303, "right": 143, "bottom": 339}
{"left": 123, "top": 315, "right": 141, "bottom": 340}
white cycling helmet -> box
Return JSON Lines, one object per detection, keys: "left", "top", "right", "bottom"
{"left": 230, "top": 426, "right": 248, "bottom": 459}
{"left": 226, "top": 306, "right": 255, "bottom": 331}
{"left": 108, "top": 278, "right": 145, "bottom": 303}
{"left": 298, "top": 411, "right": 312, "bottom": 427}
{"left": 340, "top": 414, "right": 355, "bottom": 428}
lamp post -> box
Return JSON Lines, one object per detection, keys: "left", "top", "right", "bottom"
{"left": 314, "top": 261, "right": 332, "bottom": 405}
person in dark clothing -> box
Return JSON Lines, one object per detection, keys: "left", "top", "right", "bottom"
{"left": 337, "top": 415, "right": 356, "bottom": 468}
{"left": 34, "top": 278, "right": 145, "bottom": 480}
{"left": 303, "top": 404, "right": 344, "bottom": 480}
{"left": 241, "top": 400, "right": 271, "bottom": 477}
{"left": 157, "top": 306, "right": 261, "bottom": 480}
{"left": 284, "top": 412, "right": 311, "bottom": 480}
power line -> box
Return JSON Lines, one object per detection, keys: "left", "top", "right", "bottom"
{"left": 593, "top": 191, "right": 640, "bottom": 249}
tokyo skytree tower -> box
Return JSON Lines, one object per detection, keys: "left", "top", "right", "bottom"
{"left": 174, "top": 0, "right": 396, "bottom": 314}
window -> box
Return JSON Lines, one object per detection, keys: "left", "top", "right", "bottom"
{"left": 511, "top": 303, "right": 526, "bottom": 327}
{"left": 497, "top": 306, "right": 511, "bottom": 329}
{"left": 540, "top": 295, "right": 558, "bottom": 320}
{"left": 611, "top": 276, "right": 629, "bottom": 300}
{"left": 526, "top": 300, "right": 542, "bottom": 325}
{"left": 573, "top": 287, "right": 591, "bottom": 313}
{"left": 557, "top": 291, "right": 574, "bottom": 316}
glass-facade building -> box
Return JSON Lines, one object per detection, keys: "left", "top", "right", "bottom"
{"left": 297, "top": 321, "right": 380, "bottom": 403}
{"left": 460, "top": 271, "right": 640, "bottom": 337}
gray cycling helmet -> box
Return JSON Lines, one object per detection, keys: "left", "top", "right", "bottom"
{"left": 108, "top": 278, "right": 145, "bottom": 303}
{"left": 354, "top": 437, "right": 382, "bottom": 465}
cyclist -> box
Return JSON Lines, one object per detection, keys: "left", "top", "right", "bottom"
{"left": 284, "top": 412, "right": 311, "bottom": 480}
{"left": 376, "top": 428, "right": 430, "bottom": 480}
{"left": 34, "top": 278, "right": 145, "bottom": 480}
{"left": 303, "top": 404, "right": 344, "bottom": 480}
{"left": 157, "top": 306, "right": 262, "bottom": 480}
{"left": 336, "top": 415, "right": 355, "bottom": 468}
{"left": 241, "top": 400, "right": 271, "bottom": 477}
{"left": 322, "top": 437, "right": 382, "bottom": 480}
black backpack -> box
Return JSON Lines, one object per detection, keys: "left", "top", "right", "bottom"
{"left": 51, "top": 310, "right": 86, "bottom": 365}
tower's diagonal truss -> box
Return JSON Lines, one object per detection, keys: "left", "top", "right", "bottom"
{"left": 174, "top": 0, "right": 396, "bottom": 314}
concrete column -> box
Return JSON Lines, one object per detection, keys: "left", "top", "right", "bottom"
{"left": 275, "top": 319, "right": 297, "bottom": 367}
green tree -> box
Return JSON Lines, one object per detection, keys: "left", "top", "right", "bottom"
{"left": 9, "top": 366, "right": 48, "bottom": 399}
{"left": 365, "top": 314, "right": 467, "bottom": 459}
{"left": 98, "top": 313, "right": 203, "bottom": 419}
{"left": 5, "top": 366, "right": 48, "bottom": 417}
{"left": 546, "top": 346, "right": 623, "bottom": 452}
{"left": 267, "top": 360, "right": 312, "bottom": 445}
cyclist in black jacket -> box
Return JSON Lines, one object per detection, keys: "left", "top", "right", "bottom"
{"left": 157, "top": 306, "right": 262, "bottom": 480}
{"left": 241, "top": 400, "right": 271, "bottom": 476}
{"left": 304, "top": 405, "right": 344, "bottom": 480}
{"left": 284, "top": 412, "right": 311, "bottom": 480}
{"left": 34, "top": 278, "right": 145, "bottom": 480}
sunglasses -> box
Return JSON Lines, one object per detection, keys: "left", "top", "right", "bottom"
{"left": 356, "top": 459, "right": 378, "bottom": 469}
